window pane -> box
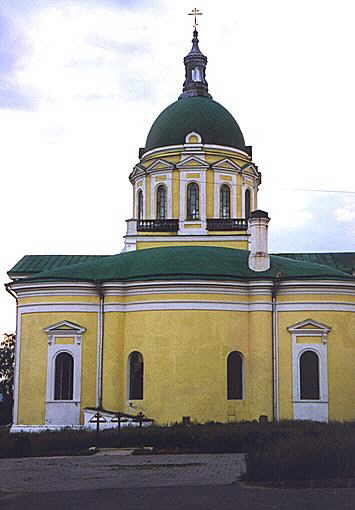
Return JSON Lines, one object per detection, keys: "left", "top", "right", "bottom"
{"left": 300, "top": 351, "right": 320, "bottom": 400}
{"left": 156, "top": 185, "right": 167, "bottom": 219}
{"left": 187, "top": 182, "right": 199, "bottom": 220}
{"left": 245, "top": 189, "right": 251, "bottom": 219}
{"left": 137, "top": 191, "right": 143, "bottom": 220}
{"left": 54, "top": 353, "right": 74, "bottom": 400}
{"left": 129, "top": 351, "right": 144, "bottom": 400}
{"left": 227, "top": 351, "right": 243, "bottom": 400}
{"left": 220, "top": 185, "right": 231, "bottom": 219}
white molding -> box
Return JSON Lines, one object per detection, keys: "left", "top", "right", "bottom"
{"left": 44, "top": 321, "right": 84, "bottom": 426}
{"left": 135, "top": 178, "right": 146, "bottom": 219}
{"left": 213, "top": 171, "right": 237, "bottom": 218}
{"left": 278, "top": 303, "right": 355, "bottom": 312}
{"left": 44, "top": 320, "right": 86, "bottom": 335}
{"left": 150, "top": 173, "right": 173, "bottom": 219}
{"left": 290, "top": 322, "right": 329, "bottom": 422}
{"left": 288, "top": 318, "right": 331, "bottom": 335}
{"left": 17, "top": 300, "right": 355, "bottom": 315}
{"left": 19, "top": 304, "right": 99, "bottom": 314}
{"left": 185, "top": 131, "right": 202, "bottom": 144}
{"left": 176, "top": 155, "right": 209, "bottom": 168}
{"left": 179, "top": 170, "right": 207, "bottom": 234}
{"left": 125, "top": 234, "right": 249, "bottom": 243}
{"left": 212, "top": 158, "right": 241, "bottom": 171}
{"left": 145, "top": 159, "right": 174, "bottom": 172}
{"left": 18, "top": 300, "right": 273, "bottom": 313}
{"left": 142, "top": 144, "right": 250, "bottom": 159}
{"left": 104, "top": 301, "right": 272, "bottom": 312}
{"left": 10, "top": 425, "right": 85, "bottom": 433}
{"left": 10, "top": 281, "right": 98, "bottom": 291}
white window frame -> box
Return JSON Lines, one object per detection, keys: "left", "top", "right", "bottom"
{"left": 150, "top": 174, "right": 172, "bottom": 219}
{"left": 288, "top": 319, "right": 330, "bottom": 405}
{"left": 44, "top": 321, "right": 85, "bottom": 404}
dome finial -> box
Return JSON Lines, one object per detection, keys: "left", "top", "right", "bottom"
{"left": 179, "top": 8, "right": 212, "bottom": 100}
{"left": 188, "top": 7, "right": 203, "bottom": 31}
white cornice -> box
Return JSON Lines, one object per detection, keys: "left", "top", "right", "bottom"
{"left": 8, "top": 277, "right": 355, "bottom": 300}
{"left": 141, "top": 144, "right": 250, "bottom": 160}
{"left": 17, "top": 300, "right": 355, "bottom": 314}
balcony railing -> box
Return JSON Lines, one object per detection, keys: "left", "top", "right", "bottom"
{"left": 137, "top": 219, "right": 179, "bottom": 232}
{"left": 207, "top": 218, "right": 248, "bottom": 231}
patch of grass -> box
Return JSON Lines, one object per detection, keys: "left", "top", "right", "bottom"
{"left": 244, "top": 421, "right": 355, "bottom": 482}
{"left": 3, "top": 419, "right": 355, "bottom": 484}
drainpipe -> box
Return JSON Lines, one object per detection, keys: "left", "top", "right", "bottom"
{"left": 272, "top": 276, "right": 281, "bottom": 422}
{"left": 96, "top": 283, "right": 104, "bottom": 409}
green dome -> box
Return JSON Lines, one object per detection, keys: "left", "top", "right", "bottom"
{"left": 144, "top": 97, "right": 246, "bottom": 153}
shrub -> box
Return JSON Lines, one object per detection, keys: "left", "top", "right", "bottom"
{"left": 245, "top": 421, "right": 355, "bottom": 481}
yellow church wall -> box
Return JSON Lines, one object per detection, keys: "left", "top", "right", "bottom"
{"left": 137, "top": 231, "right": 175, "bottom": 236}
{"left": 277, "top": 310, "right": 355, "bottom": 422}
{"left": 122, "top": 309, "right": 272, "bottom": 424}
{"left": 183, "top": 224, "right": 202, "bottom": 229}
{"left": 18, "top": 296, "right": 99, "bottom": 305}
{"left": 247, "top": 311, "right": 273, "bottom": 420}
{"left": 278, "top": 294, "right": 355, "bottom": 304}
{"left": 104, "top": 293, "right": 270, "bottom": 304}
{"left": 102, "top": 312, "right": 125, "bottom": 412}
{"left": 207, "top": 231, "right": 247, "bottom": 237}
{"left": 145, "top": 175, "right": 151, "bottom": 218}
{"left": 236, "top": 174, "right": 242, "bottom": 217}
{"left": 17, "top": 312, "right": 98, "bottom": 425}
{"left": 172, "top": 169, "right": 180, "bottom": 217}
{"left": 18, "top": 314, "right": 48, "bottom": 425}
{"left": 136, "top": 240, "right": 248, "bottom": 250}
{"left": 206, "top": 169, "right": 214, "bottom": 217}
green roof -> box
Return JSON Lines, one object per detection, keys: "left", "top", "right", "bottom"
{"left": 273, "top": 252, "right": 355, "bottom": 275}
{"left": 8, "top": 255, "right": 109, "bottom": 277}
{"left": 144, "top": 96, "right": 246, "bottom": 153}
{"left": 21, "top": 247, "right": 352, "bottom": 283}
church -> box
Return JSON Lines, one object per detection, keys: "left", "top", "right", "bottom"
{"left": 6, "top": 24, "right": 355, "bottom": 432}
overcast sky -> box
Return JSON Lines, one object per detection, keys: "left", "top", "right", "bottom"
{"left": 1, "top": 0, "right": 355, "bottom": 332}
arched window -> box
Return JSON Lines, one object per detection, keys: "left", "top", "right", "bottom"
{"left": 245, "top": 189, "right": 251, "bottom": 219}
{"left": 128, "top": 351, "right": 144, "bottom": 400}
{"left": 137, "top": 190, "right": 143, "bottom": 220}
{"left": 54, "top": 353, "right": 74, "bottom": 400}
{"left": 220, "top": 184, "right": 231, "bottom": 219}
{"left": 192, "top": 66, "right": 202, "bottom": 82}
{"left": 300, "top": 351, "right": 320, "bottom": 400}
{"left": 156, "top": 185, "right": 167, "bottom": 220}
{"left": 227, "top": 351, "right": 243, "bottom": 400}
{"left": 187, "top": 182, "right": 199, "bottom": 220}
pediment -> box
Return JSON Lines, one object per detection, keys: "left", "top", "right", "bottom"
{"left": 129, "top": 164, "right": 146, "bottom": 181}
{"left": 212, "top": 158, "right": 241, "bottom": 171}
{"left": 287, "top": 319, "right": 331, "bottom": 334}
{"left": 44, "top": 320, "right": 86, "bottom": 334}
{"left": 241, "top": 163, "right": 259, "bottom": 177}
{"left": 177, "top": 156, "right": 209, "bottom": 169}
{"left": 146, "top": 159, "right": 174, "bottom": 172}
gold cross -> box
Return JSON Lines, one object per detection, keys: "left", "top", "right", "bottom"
{"left": 188, "top": 8, "right": 203, "bottom": 30}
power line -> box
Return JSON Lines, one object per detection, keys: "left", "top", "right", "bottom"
{"left": 280, "top": 188, "right": 355, "bottom": 194}
{"left": 134, "top": 174, "right": 355, "bottom": 194}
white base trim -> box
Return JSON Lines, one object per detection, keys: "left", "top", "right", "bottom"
{"left": 10, "top": 424, "right": 84, "bottom": 433}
